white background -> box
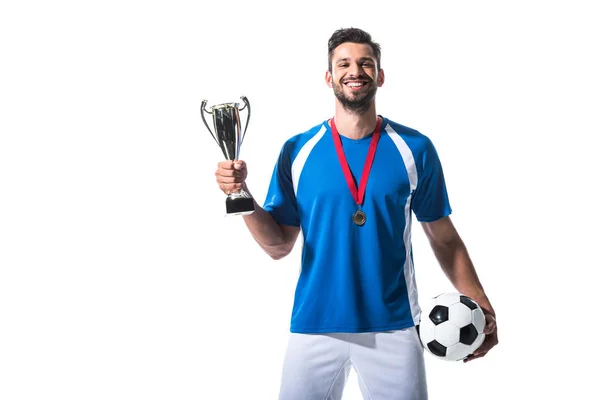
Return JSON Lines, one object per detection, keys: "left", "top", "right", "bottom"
{"left": 1, "top": 1, "right": 599, "bottom": 399}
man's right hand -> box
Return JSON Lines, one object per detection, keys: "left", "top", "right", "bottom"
{"left": 215, "top": 160, "right": 247, "bottom": 195}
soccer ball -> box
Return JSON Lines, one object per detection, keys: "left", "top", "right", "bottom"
{"left": 418, "top": 292, "right": 486, "bottom": 361}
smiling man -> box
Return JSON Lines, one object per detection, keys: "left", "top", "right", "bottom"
{"left": 214, "top": 27, "right": 498, "bottom": 400}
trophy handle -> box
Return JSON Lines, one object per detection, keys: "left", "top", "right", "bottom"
{"left": 200, "top": 100, "right": 219, "bottom": 144}
{"left": 238, "top": 96, "right": 251, "bottom": 145}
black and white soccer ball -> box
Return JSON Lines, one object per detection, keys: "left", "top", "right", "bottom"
{"left": 418, "top": 292, "right": 486, "bottom": 361}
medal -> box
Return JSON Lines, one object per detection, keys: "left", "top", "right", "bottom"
{"left": 331, "top": 117, "right": 382, "bottom": 227}
{"left": 352, "top": 210, "right": 367, "bottom": 226}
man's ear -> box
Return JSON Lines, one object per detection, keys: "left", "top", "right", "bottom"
{"left": 325, "top": 70, "right": 333, "bottom": 88}
{"left": 377, "top": 69, "right": 385, "bottom": 87}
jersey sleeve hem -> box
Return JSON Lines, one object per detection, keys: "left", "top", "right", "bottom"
{"left": 414, "top": 208, "right": 452, "bottom": 223}
{"left": 264, "top": 207, "right": 301, "bottom": 227}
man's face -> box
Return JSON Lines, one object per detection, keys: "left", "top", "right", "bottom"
{"left": 326, "top": 42, "right": 384, "bottom": 113}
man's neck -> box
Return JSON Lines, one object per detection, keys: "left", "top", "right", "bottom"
{"left": 331, "top": 103, "right": 379, "bottom": 140}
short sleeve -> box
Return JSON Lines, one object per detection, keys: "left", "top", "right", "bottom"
{"left": 411, "top": 138, "right": 452, "bottom": 222}
{"left": 262, "top": 144, "right": 300, "bottom": 227}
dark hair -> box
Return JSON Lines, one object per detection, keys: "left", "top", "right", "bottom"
{"left": 327, "top": 27, "right": 382, "bottom": 72}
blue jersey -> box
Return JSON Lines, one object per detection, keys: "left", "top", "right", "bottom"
{"left": 263, "top": 116, "right": 452, "bottom": 333}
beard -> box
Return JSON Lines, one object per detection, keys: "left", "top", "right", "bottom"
{"left": 333, "top": 76, "right": 377, "bottom": 115}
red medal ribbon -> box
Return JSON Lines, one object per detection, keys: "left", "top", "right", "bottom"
{"left": 331, "top": 117, "right": 382, "bottom": 206}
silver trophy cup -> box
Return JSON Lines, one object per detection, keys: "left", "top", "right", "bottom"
{"left": 201, "top": 96, "right": 255, "bottom": 215}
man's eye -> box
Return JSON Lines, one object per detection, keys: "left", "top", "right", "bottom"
{"left": 338, "top": 64, "right": 348, "bottom": 68}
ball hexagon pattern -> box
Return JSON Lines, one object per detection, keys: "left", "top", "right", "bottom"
{"left": 418, "top": 292, "right": 486, "bottom": 361}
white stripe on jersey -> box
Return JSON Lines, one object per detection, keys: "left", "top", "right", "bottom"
{"left": 291, "top": 125, "right": 327, "bottom": 195}
{"left": 386, "top": 124, "right": 421, "bottom": 325}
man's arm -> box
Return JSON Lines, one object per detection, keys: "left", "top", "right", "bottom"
{"left": 216, "top": 160, "right": 300, "bottom": 260}
{"left": 421, "top": 215, "right": 498, "bottom": 361}
{"left": 241, "top": 189, "right": 300, "bottom": 260}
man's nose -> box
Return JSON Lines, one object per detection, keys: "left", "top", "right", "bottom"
{"left": 348, "top": 62, "right": 363, "bottom": 77}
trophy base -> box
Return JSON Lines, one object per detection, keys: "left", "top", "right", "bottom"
{"left": 226, "top": 195, "right": 255, "bottom": 216}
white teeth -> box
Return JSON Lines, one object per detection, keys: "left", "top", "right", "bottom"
{"left": 347, "top": 82, "right": 363, "bottom": 87}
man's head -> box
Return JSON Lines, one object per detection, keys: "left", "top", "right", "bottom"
{"left": 327, "top": 27, "right": 382, "bottom": 73}
{"left": 326, "top": 28, "right": 384, "bottom": 114}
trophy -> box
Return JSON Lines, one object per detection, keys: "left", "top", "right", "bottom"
{"left": 201, "top": 96, "right": 255, "bottom": 215}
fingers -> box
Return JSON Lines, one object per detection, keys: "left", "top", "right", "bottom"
{"left": 233, "top": 160, "right": 245, "bottom": 170}
{"left": 483, "top": 313, "right": 497, "bottom": 335}
{"left": 217, "top": 161, "right": 240, "bottom": 175}
{"left": 464, "top": 346, "right": 492, "bottom": 362}
{"left": 217, "top": 160, "right": 246, "bottom": 173}
{"left": 216, "top": 172, "right": 241, "bottom": 182}
{"left": 471, "top": 338, "right": 493, "bottom": 358}
{"left": 463, "top": 352, "right": 486, "bottom": 362}
{"left": 463, "top": 344, "right": 489, "bottom": 362}
{"left": 217, "top": 160, "right": 242, "bottom": 166}
{"left": 463, "top": 324, "right": 499, "bottom": 363}
{"left": 215, "top": 160, "right": 247, "bottom": 195}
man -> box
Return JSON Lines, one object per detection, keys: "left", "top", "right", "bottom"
{"left": 215, "top": 27, "right": 498, "bottom": 400}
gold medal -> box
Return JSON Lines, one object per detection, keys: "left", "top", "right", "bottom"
{"left": 352, "top": 210, "right": 366, "bottom": 226}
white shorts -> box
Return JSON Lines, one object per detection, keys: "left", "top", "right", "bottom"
{"left": 278, "top": 327, "right": 428, "bottom": 400}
